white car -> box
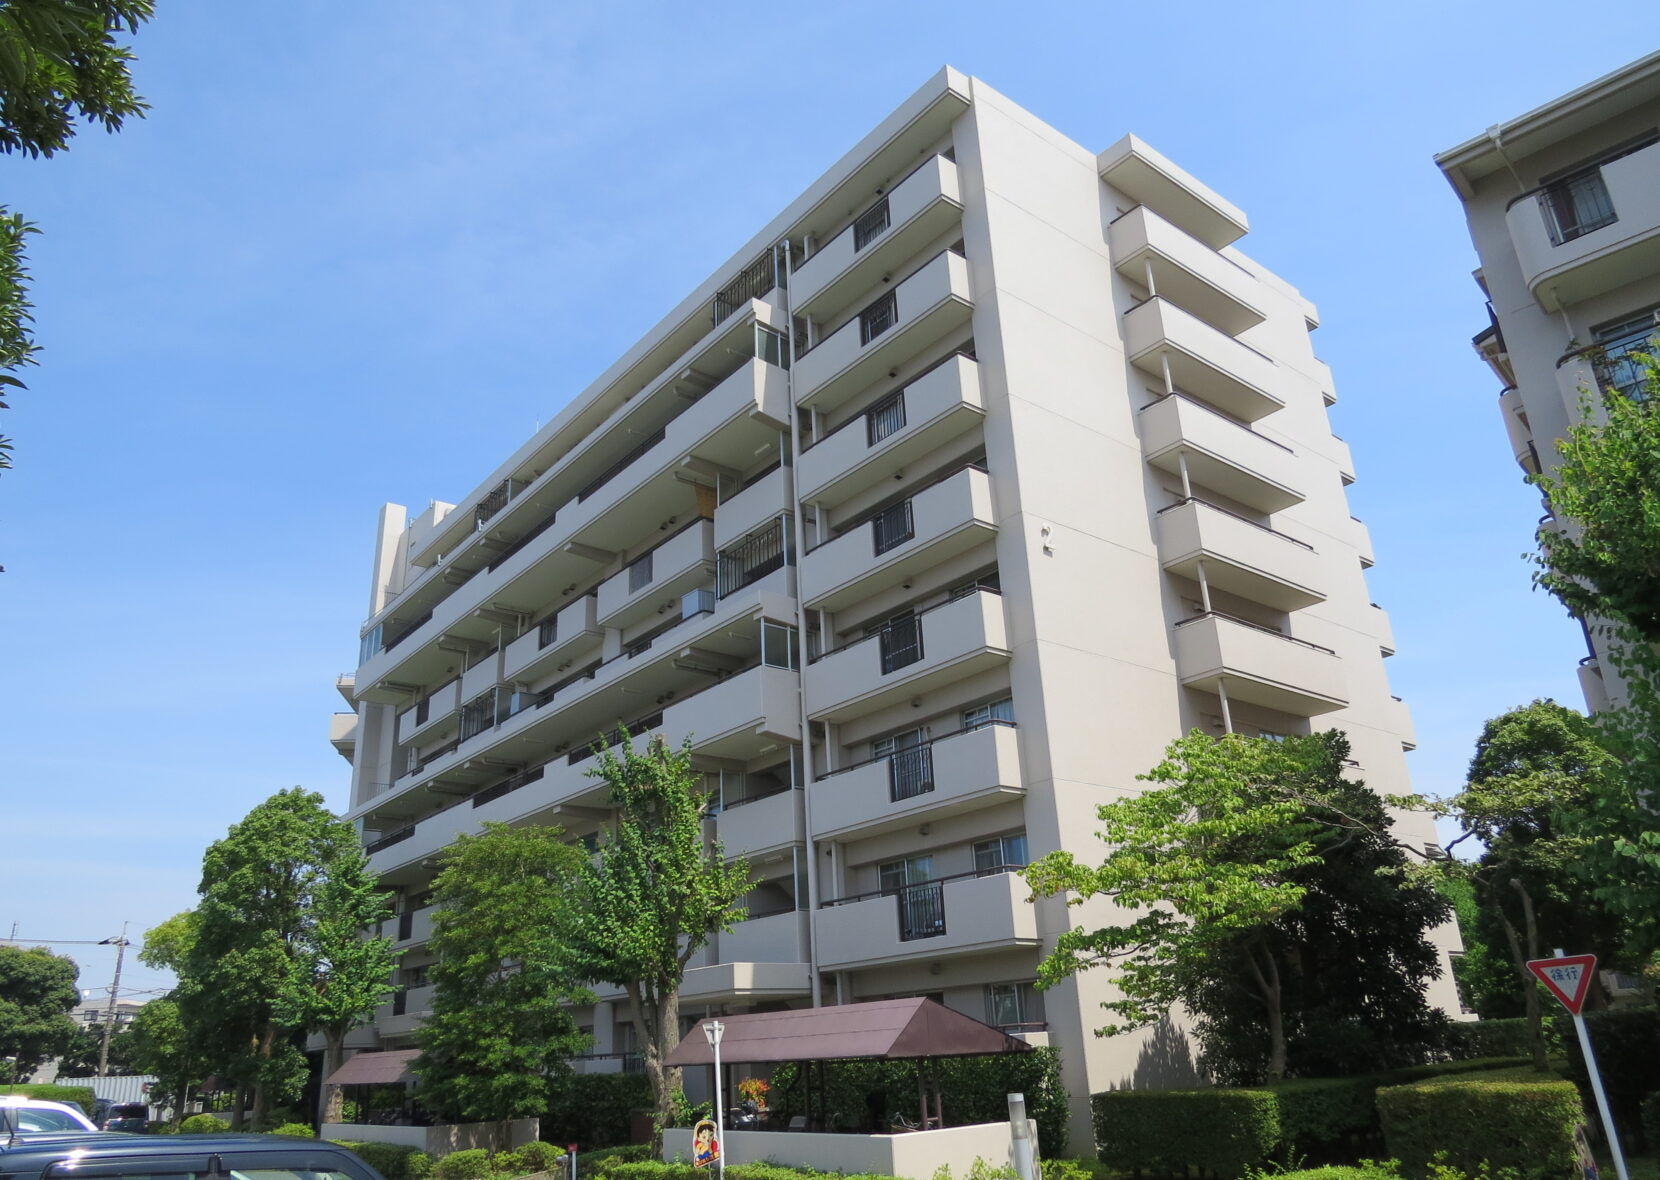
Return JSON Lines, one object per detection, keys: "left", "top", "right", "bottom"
{"left": 0, "top": 1097, "right": 99, "bottom": 1134}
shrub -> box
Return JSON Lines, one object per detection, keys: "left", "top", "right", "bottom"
{"left": 1093, "top": 1088, "right": 1281, "bottom": 1177}
{"left": 0, "top": 1085, "right": 98, "bottom": 1117}
{"left": 1375, "top": 1068, "right": 1583, "bottom": 1180}
{"left": 1555, "top": 1008, "right": 1660, "bottom": 1149}
{"left": 180, "top": 1114, "right": 231, "bottom": 1134}
{"left": 432, "top": 1148, "right": 491, "bottom": 1180}
{"left": 1271, "top": 1076, "right": 1380, "bottom": 1158}
{"left": 543, "top": 1071, "right": 652, "bottom": 1151}
{"left": 1445, "top": 1019, "right": 1533, "bottom": 1061}
{"left": 505, "top": 1140, "right": 565, "bottom": 1174}
{"left": 268, "top": 1123, "right": 315, "bottom": 1138}
{"left": 575, "top": 1144, "right": 650, "bottom": 1178}
{"left": 1246, "top": 1167, "right": 1401, "bottom": 1180}
{"left": 409, "top": 1151, "right": 434, "bottom": 1179}
{"left": 329, "top": 1140, "right": 432, "bottom": 1180}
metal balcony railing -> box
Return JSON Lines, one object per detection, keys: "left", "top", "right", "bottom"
{"left": 717, "top": 519, "right": 787, "bottom": 598}
{"left": 853, "top": 197, "right": 891, "bottom": 251}
{"left": 871, "top": 499, "right": 915, "bottom": 555}
{"left": 713, "top": 251, "right": 780, "bottom": 327}
{"left": 1540, "top": 169, "right": 1617, "bottom": 246}
{"left": 471, "top": 764, "right": 545, "bottom": 809}
{"left": 367, "top": 825, "right": 415, "bottom": 855}
{"left": 577, "top": 427, "right": 667, "bottom": 503}
{"left": 878, "top": 614, "right": 924, "bottom": 674}
{"left": 898, "top": 881, "right": 945, "bottom": 942}
{"left": 865, "top": 390, "right": 906, "bottom": 445}
{"left": 888, "top": 745, "right": 934, "bottom": 801}
{"left": 859, "top": 291, "right": 898, "bottom": 346}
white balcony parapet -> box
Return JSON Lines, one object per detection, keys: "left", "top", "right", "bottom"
{"left": 714, "top": 467, "right": 793, "bottom": 553}
{"left": 794, "top": 251, "right": 974, "bottom": 414}
{"left": 792, "top": 155, "right": 965, "bottom": 316}
{"left": 397, "top": 679, "right": 460, "bottom": 743}
{"left": 800, "top": 465, "right": 996, "bottom": 611}
{"left": 1125, "top": 297, "right": 1283, "bottom": 423}
{"left": 814, "top": 869, "right": 1038, "bottom": 970}
{"left": 1173, "top": 611, "right": 1348, "bottom": 717}
{"left": 503, "top": 594, "right": 602, "bottom": 684}
{"left": 719, "top": 908, "right": 808, "bottom": 963}
{"left": 1138, "top": 394, "right": 1302, "bottom": 513}
{"left": 1098, "top": 133, "right": 1249, "bottom": 250}
{"left": 717, "top": 787, "right": 805, "bottom": 857}
{"left": 596, "top": 520, "right": 716, "bottom": 630}
{"left": 1155, "top": 498, "right": 1324, "bottom": 612}
{"left": 811, "top": 721, "right": 1023, "bottom": 841}
{"left": 798, "top": 353, "right": 983, "bottom": 506}
{"left": 1109, "top": 205, "right": 1264, "bottom": 335}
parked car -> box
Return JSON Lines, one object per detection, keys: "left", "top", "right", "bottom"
{"left": 0, "top": 1132, "right": 387, "bottom": 1180}
{"left": 0, "top": 1097, "right": 99, "bottom": 1134}
{"left": 100, "top": 1103, "right": 149, "bottom": 1133}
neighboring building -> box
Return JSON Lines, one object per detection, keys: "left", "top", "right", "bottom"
{"left": 69, "top": 997, "right": 147, "bottom": 1035}
{"left": 333, "top": 68, "right": 1449, "bottom": 1149}
{"left": 1436, "top": 51, "right": 1660, "bottom": 713}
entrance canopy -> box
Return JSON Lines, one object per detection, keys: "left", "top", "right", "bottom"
{"left": 324, "top": 1048, "right": 421, "bottom": 1086}
{"left": 663, "top": 997, "right": 1032, "bottom": 1066}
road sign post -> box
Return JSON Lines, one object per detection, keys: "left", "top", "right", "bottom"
{"left": 1527, "top": 951, "right": 1628, "bottom": 1180}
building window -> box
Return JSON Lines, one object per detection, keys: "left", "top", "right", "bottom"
{"left": 986, "top": 982, "right": 1044, "bottom": 1031}
{"left": 627, "top": 551, "right": 654, "bottom": 593}
{"left": 950, "top": 568, "right": 1002, "bottom": 601}
{"left": 859, "top": 291, "right": 898, "bottom": 346}
{"left": 871, "top": 499, "right": 915, "bottom": 555}
{"left": 962, "top": 697, "right": 1014, "bottom": 731}
{"left": 974, "top": 833, "right": 1028, "bottom": 875}
{"left": 756, "top": 323, "right": 791, "bottom": 369}
{"left": 872, "top": 611, "right": 924, "bottom": 674}
{"left": 879, "top": 854, "right": 933, "bottom": 894}
{"left": 538, "top": 613, "right": 558, "bottom": 648}
{"left": 760, "top": 620, "right": 800, "bottom": 670}
{"left": 1540, "top": 167, "right": 1617, "bottom": 245}
{"left": 1593, "top": 310, "right": 1660, "bottom": 399}
{"left": 854, "top": 197, "right": 892, "bottom": 252}
{"left": 873, "top": 728, "right": 932, "bottom": 802}
{"left": 865, "top": 390, "right": 906, "bottom": 446}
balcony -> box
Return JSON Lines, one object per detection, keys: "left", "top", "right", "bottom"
{"left": 1125, "top": 298, "right": 1284, "bottom": 423}
{"left": 1331, "top": 434, "right": 1356, "bottom": 485}
{"left": 805, "top": 590, "right": 1009, "bottom": 723}
{"left": 812, "top": 721, "right": 1023, "bottom": 841}
{"left": 815, "top": 869, "right": 1038, "bottom": 971}
{"left": 1389, "top": 695, "right": 1417, "bottom": 751}
{"left": 719, "top": 908, "right": 808, "bottom": 963}
{"left": 1109, "top": 205, "right": 1264, "bottom": 335}
{"left": 1138, "top": 394, "right": 1303, "bottom": 513}
{"left": 1352, "top": 516, "right": 1375, "bottom": 568}
{"left": 1373, "top": 604, "right": 1396, "bottom": 657}
{"left": 714, "top": 467, "right": 792, "bottom": 552}
{"left": 798, "top": 353, "right": 984, "bottom": 506}
{"left": 1155, "top": 499, "right": 1324, "bottom": 612}
{"left": 794, "top": 251, "right": 975, "bottom": 414}
{"left": 1173, "top": 611, "right": 1347, "bottom": 716}
{"left": 1505, "top": 138, "right": 1660, "bottom": 312}
{"left": 1097, "top": 133, "right": 1249, "bottom": 250}
{"left": 502, "top": 594, "right": 602, "bottom": 684}
{"left": 792, "top": 155, "right": 965, "bottom": 318}
{"left": 717, "top": 787, "right": 805, "bottom": 857}
{"left": 330, "top": 712, "right": 358, "bottom": 761}
{"left": 393, "top": 905, "right": 435, "bottom": 948}
{"left": 800, "top": 466, "right": 996, "bottom": 611}
{"left": 398, "top": 679, "right": 460, "bottom": 746}
{"left": 661, "top": 663, "right": 800, "bottom": 761}
{"left": 596, "top": 520, "right": 716, "bottom": 631}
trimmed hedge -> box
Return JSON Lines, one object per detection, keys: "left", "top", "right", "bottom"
{"left": 180, "top": 1114, "right": 231, "bottom": 1134}
{"left": 328, "top": 1140, "right": 431, "bottom": 1180}
{"left": 574, "top": 1144, "right": 649, "bottom": 1177}
{"left": 1445, "top": 1018, "right": 1533, "bottom": 1061}
{"left": 1641, "top": 1091, "right": 1660, "bottom": 1158}
{"left": 601, "top": 1165, "right": 904, "bottom": 1180}
{"left": 267, "top": 1123, "right": 315, "bottom": 1138}
{"left": 543, "top": 1071, "right": 651, "bottom": 1151}
{"left": 1375, "top": 1067, "right": 1583, "bottom": 1180}
{"left": 1556, "top": 1008, "right": 1660, "bottom": 1150}
{"left": 431, "top": 1149, "right": 490, "bottom": 1180}
{"left": 1093, "top": 1089, "right": 1281, "bottom": 1178}
{"left": 0, "top": 1084, "right": 98, "bottom": 1116}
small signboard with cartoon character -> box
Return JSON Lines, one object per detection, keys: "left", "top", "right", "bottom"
{"left": 692, "top": 1118, "right": 720, "bottom": 1169}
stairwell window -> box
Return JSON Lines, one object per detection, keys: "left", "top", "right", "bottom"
{"left": 627, "top": 551, "right": 654, "bottom": 593}
{"left": 859, "top": 291, "right": 898, "bottom": 345}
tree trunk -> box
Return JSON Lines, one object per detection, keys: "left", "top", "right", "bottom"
{"left": 318, "top": 1027, "right": 346, "bottom": 1129}
{"left": 1493, "top": 888, "right": 1549, "bottom": 1072}
{"left": 251, "top": 1021, "right": 277, "bottom": 1130}
{"left": 1262, "top": 951, "right": 1287, "bottom": 1082}
{"left": 232, "top": 1085, "right": 249, "bottom": 1131}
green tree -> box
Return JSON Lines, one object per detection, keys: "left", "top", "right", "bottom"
{"left": 566, "top": 733, "right": 753, "bottom": 1151}
{"left": 55, "top": 1021, "right": 137, "bottom": 1077}
{"left": 1182, "top": 738, "right": 1451, "bottom": 1082}
{"left": 0, "top": 0, "right": 154, "bottom": 469}
{"left": 414, "top": 822, "right": 592, "bottom": 1135}
{"left": 1438, "top": 876, "right": 1520, "bottom": 1019}
{"left": 125, "top": 996, "right": 201, "bottom": 1127}
{"left": 0, "top": 944, "right": 80, "bottom": 1076}
{"left": 185, "top": 788, "right": 372, "bottom": 1128}
{"left": 1422, "top": 700, "right": 1628, "bottom": 1068}
{"left": 272, "top": 841, "right": 399, "bottom": 1127}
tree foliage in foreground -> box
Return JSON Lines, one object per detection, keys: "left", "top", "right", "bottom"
{"left": 565, "top": 733, "right": 753, "bottom": 1153}
{"left": 0, "top": 944, "right": 79, "bottom": 1075}
{"left": 1027, "top": 730, "right": 1449, "bottom": 1082}
{"left": 0, "top": 0, "right": 154, "bottom": 469}
{"left": 414, "top": 822, "right": 592, "bottom": 1127}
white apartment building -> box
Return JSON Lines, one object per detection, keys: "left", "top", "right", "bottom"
{"left": 331, "top": 68, "right": 1447, "bottom": 1150}
{"left": 1437, "top": 51, "right": 1660, "bottom": 713}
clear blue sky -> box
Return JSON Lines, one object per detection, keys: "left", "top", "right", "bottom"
{"left": 2, "top": 1, "right": 1641, "bottom": 998}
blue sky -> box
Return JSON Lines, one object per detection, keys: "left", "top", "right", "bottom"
{"left": 2, "top": 1, "right": 1643, "bottom": 998}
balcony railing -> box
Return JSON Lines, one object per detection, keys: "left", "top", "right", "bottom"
{"left": 712, "top": 250, "right": 781, "bottom": 327}
{"left": 717, "top": 518, "right": 787, "bottom": 598}
{"left": 898, "top": 881, "right": 945, "bottom": 942}
{"left": 871, "top": 500, "right": 915, "bottom": 555}
{"left": 865, "top": 389, "right": 905, "bottom": 445}
{"left": 577, "top": 427, "right": 667, "bottom": 503}
{"left": 474, "top": 477, "right": 525, "bottom": 529}
{"left": 853, "top": 198, "right": 891, "bottom": 251}
{"left": 1155, "top": 495, "right": 1314, "bottom": 550}
{"left": 471, "top": 764, "right": 545, "bottom": 808}
{"left": 859, "top": 291, "right": 898, "bottom": 346}
{"left": 878, "top": 615, "right": 924, "bottom": 674}
{"left": 488, "top": 506, "right": 558, "bottom": 573}
{"left": 888, "top": 745, "right": 934, "bottom": 801}
{"left": 366, "top": 825, "right": 416, "bottom": 855}
{"left": 1540, "top": 169, "right": 1617, "bottom": 245}
{"left": 1174, "top": 609, "right": 1336, "bottom": 656}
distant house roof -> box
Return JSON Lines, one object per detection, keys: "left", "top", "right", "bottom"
{"left": 663, "top": 997, "right": 1033, "bottom": 1066}
{"left": 323, "top": 1048, "right": 421, "bottom": 1086}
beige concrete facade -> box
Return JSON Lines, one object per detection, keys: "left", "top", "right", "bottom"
{"left": 334, "top": 69, "right": 1445, "bottom": 1154}
{"left": 1437, "top": 51, "right": 1660, "bottom": 713}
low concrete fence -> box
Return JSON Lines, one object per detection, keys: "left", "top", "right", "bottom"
{"left": 662, "top": 1120, "right": 1016, "bottom": 1179}
{"left": 322, "top": 1119, "right": 539, "bottom": 1153}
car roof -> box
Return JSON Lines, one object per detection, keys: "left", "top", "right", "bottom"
{"left": 0, "top": 1132, "right": 367, "bottom": 1160}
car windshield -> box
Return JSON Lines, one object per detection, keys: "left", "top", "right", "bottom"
{"left": 9, "top": 1108, "right": 90, "bottom": 1132}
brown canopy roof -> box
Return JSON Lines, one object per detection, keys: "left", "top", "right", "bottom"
{"left": 663, "top": 997, "right": 1033, "bottom": 1066}
{"left": 324, "top": 1048, "right": 421, "bottom": 1086}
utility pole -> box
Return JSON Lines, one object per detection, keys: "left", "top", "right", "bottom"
{"left": 98, "top": 925, "right": 129, "bottom": 1077}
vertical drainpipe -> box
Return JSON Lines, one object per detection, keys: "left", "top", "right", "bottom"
{"left": 780, "top": 238, "right": 825, "bottom": 1008}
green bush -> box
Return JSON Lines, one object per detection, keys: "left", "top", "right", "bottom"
{"left": 575, "top": 1143, "right": 649, "bottom": 1177}
{"left": 0, "top": 1084, "right": 98, "bottom": 1117}
{"left": 408, "top": 1151, "right": 434, "bottom": 1180}
{"left": 543, "top": 1071, "right": 652, "bottom": 1151}
{"left": 267, "top": 1123, "right": 315, "bottom": 1138}
{"left": 502, "top": 1140, "right": 565, "bottom": 1174}
{"left": 1270, "top": 1076, "right": 1380, "bottom": 1158}
{"left": 432, "top": 1148, "right": 491, "bottom": 1180}
{"left": 600, "top": 1165, "right": 902, "bottom": 1180}
{"left": 1375, "top": 1068, "right": 1583, "bottom": 1180}
{"left": 1247, "top": 1167, "right": 1401, "bottom": 1180}
{"left": 180, "top": 1114, "right": 231, "bottom": 1134}
{"left": 1641, "top": 1092, "right": 1660, "bottom": 1158}
{"left": 1040, "top": 1162, "right": 1115, "bottom": 1180}
{"left": 1445, "top": 1019, "right": 1534, "bottom": 1061}
{"left": 1093, "top": 1088, "right": 1281, "bottom": 1177}
{"left": 328, "top": 1140, "right": 432, "bottom": 1180}
{"left": 1555, "top": 1007, "right": 1660, "bottom": 1150}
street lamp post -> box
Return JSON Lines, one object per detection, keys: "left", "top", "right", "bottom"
{"left": 701, "top": 1020, "right": 725, "bottom": 1179}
